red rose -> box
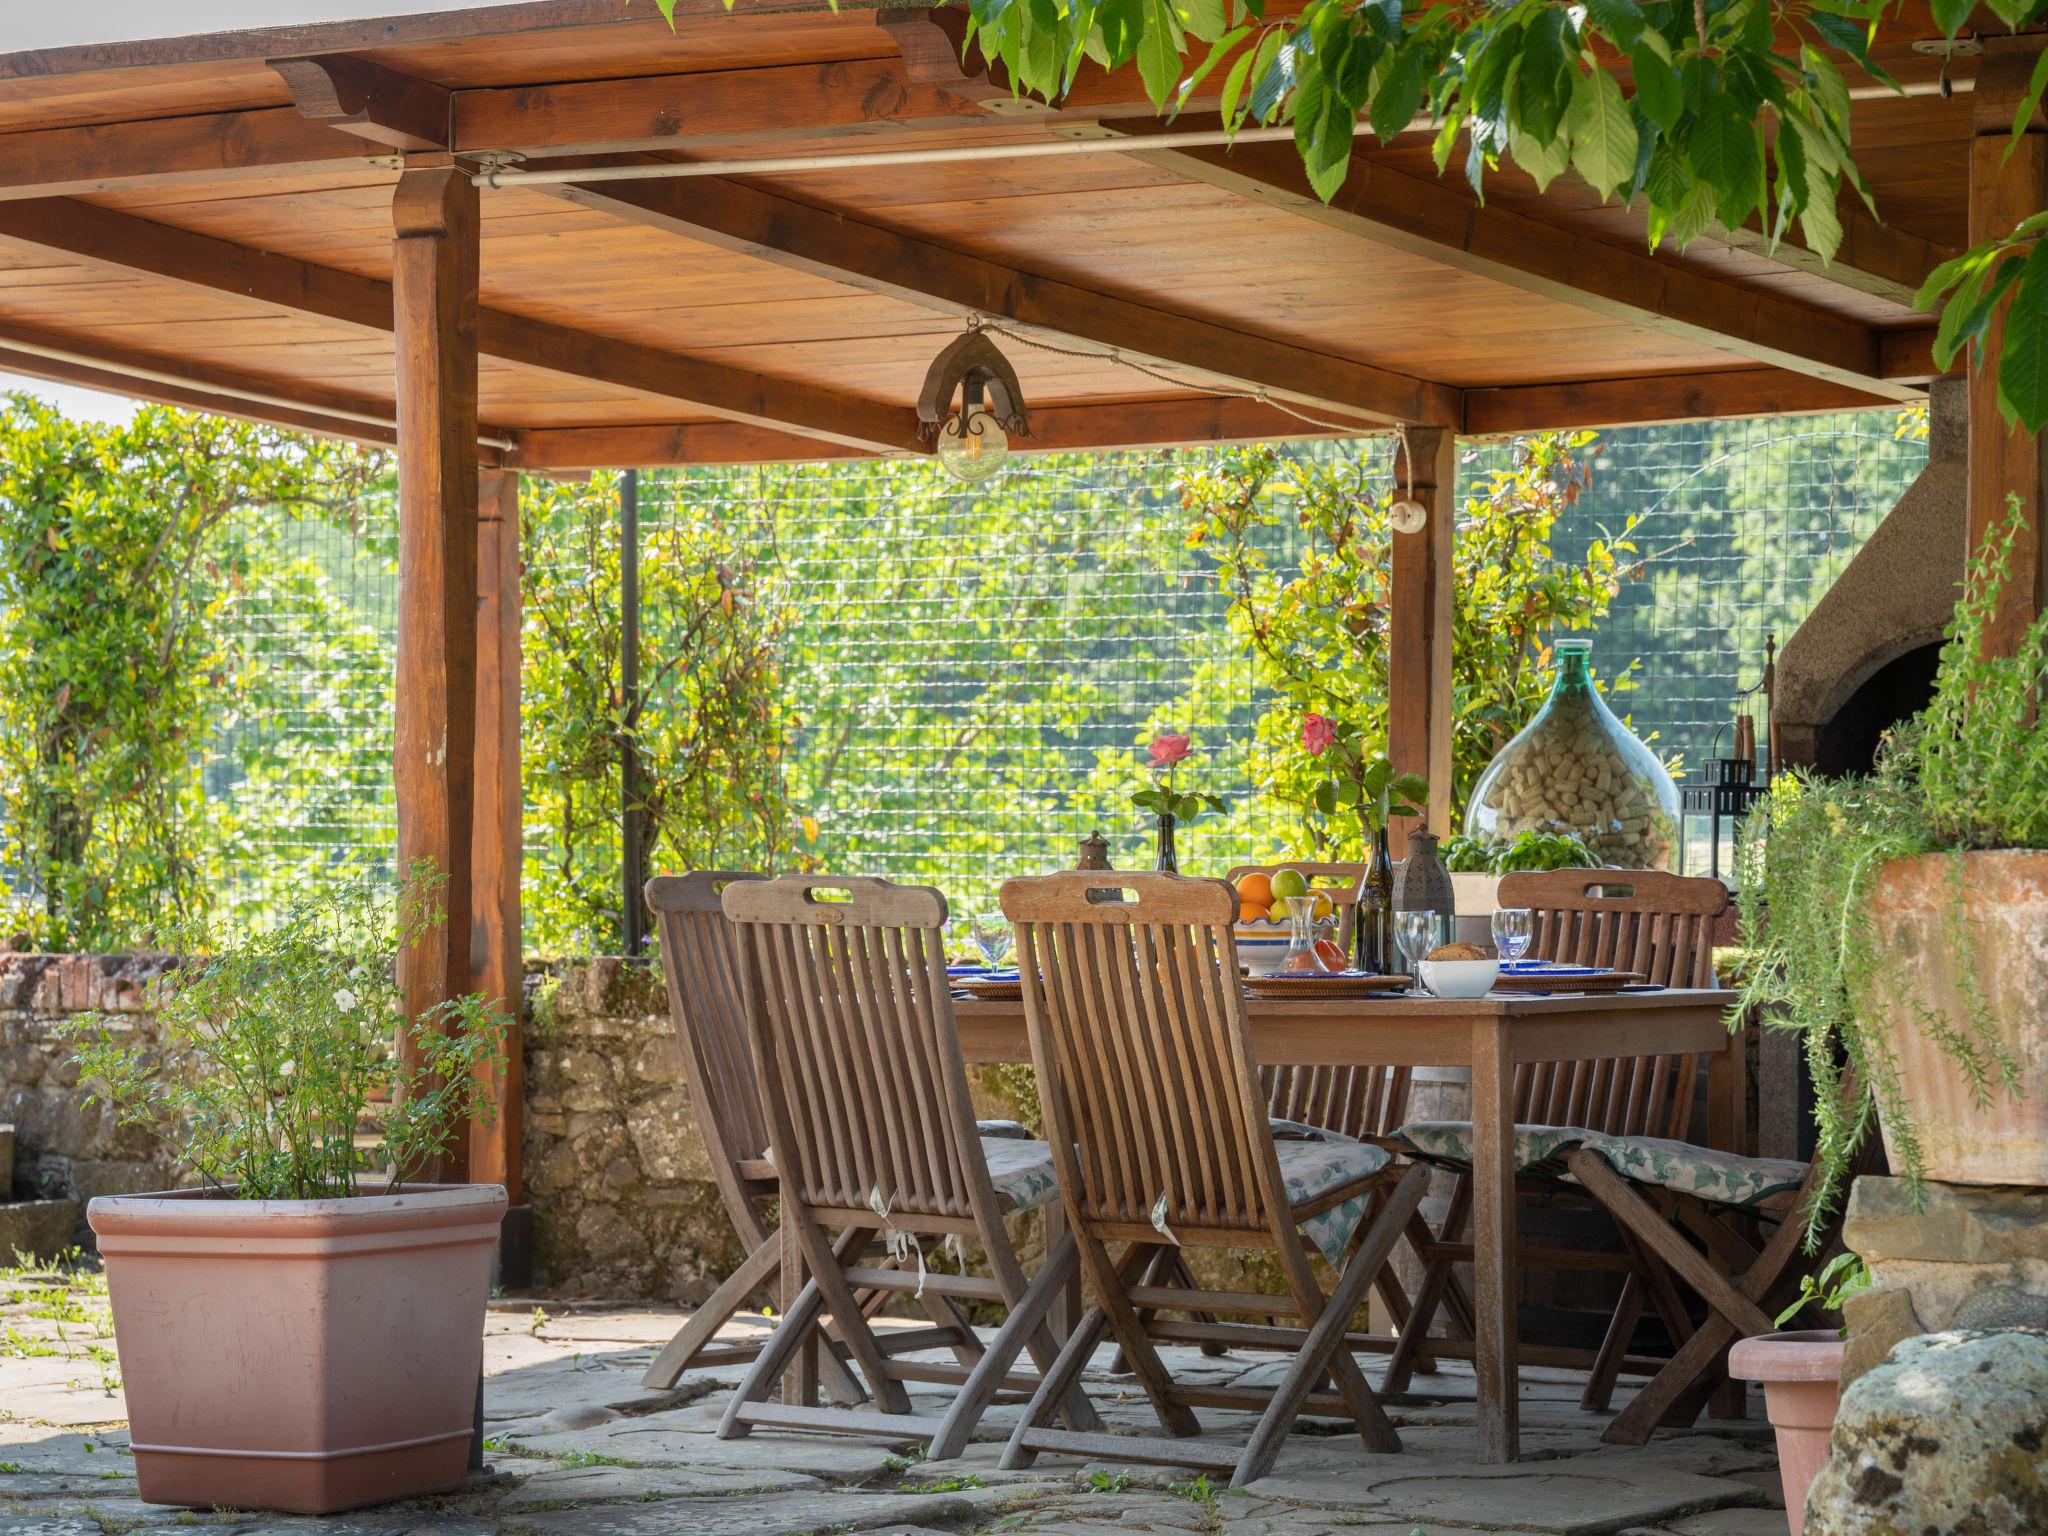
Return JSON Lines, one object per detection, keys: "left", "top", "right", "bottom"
{"left": 1148, "top": 733, "right": 1193, "bottom": 767}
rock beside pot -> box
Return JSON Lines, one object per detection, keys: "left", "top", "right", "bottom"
{"left": 1806, "top": 1328, "right": 2048, "bottom": 1536}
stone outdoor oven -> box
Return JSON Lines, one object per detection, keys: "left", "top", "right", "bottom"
{"left": 1774, "top": 376, "right": 1965, "bottom": 775}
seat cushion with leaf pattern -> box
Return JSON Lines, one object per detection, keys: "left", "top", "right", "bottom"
{"left": 1268, "top": 1117, "right": 1358, "bottom": 1144}
{"left": 979, "top": 1135, "right": 1061, "bottom": 1212}
{"left": 1276, "top": 1137, "right": 1392, "bottom": 1267}
{"left": 976, "top": 1119, "right": 1033, "bottom": 1140}
{"left": 1391, "top": 1120, "right": 1599, "bottom": 1176}
{"left": 1581, "top": 1133, "right": 1807, "bottom": 1208}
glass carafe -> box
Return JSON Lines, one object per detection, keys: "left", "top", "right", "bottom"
{"left": 1465, "top": 639, "right": 1679, "bottom": 870}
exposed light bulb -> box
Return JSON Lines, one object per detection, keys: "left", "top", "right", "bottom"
{"left": 936, "top": 404, "right": 1010, "bottom": 483}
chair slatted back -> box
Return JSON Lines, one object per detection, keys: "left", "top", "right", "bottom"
{"left": 1225, "top": 862, "right": 1409, "bottom": 1139}
{"left": 1497, "top": 869, "right": 1730, "bottom": 1140}
{"left": 1002, "top": 871, "right": 1285, "bottom": 1239}
{"left": 722, "top": 874, "right": 988, "bottom": 1222}
{"left": 647, "top": 871, "right": 773, "bottom": 1165}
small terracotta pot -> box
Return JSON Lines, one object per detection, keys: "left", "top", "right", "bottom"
{"left": 90, "top": 1182, "right": 506, "bottom": 1514}
{"left": 1727, "top": 1330, "right": 1845, "bottom": 1536}
{"left": 1867, "top": 850, "right": 2048, "bottom": 1183}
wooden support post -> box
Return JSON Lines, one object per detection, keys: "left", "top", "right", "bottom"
{"left": 393, "top": 154, "right": 481, "bottom": 1184}
{"left": 1971, "top": 40, "right": 2048, "bottom": 650}
{"left": 471, "top": 466, "right": 523, "bottom": 1199}
{"left": 1387, "top": 426, "right": 1458, "bottom": 839}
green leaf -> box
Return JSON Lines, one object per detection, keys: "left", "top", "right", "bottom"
{"left": 1369, "top": 39, "right": 1427, "bottom": 143}
{"left": 1916, "top": 247, "right": 1996, "bottom": 313}
{"left": 1177, "top": 0, "right": 1227, "bottom": 45}
{"left": 1928, "top": 0, "right": 1974, "bottom": 34}
{"left": 1136, "top": 0, "right": 1186, "bottom": 106}
{"left": 1567, "top": 66, "right": 1638, "bottom": 200}
{"left": 1804, "top": 11, "right": 1868, "bottom": 61}
{"left": 1512, "top": 11, "right": 1573, "bottom": 148}
{"left": 1686, "top": 96, "right": 1764, "bottom": 228}
{"left": 1985, "top": 0, "right": 2034, "bottom": 29}
{"left": 1935, "top": 253, "right": 2023, "bottom": 372}
{"left": 1580, "top": 0, "right": 1643, "bottom": 50}
{"left": 1510, "top": 120, "right": 1571, "bottom": 191}
{"left": 2007, "top": 47, "right": 2048, "bottom": 164}
{"left": 1246, "top": 33, "right": 1297, "bottom": 124}
{"left": 1175, "top": 24, "right": 1252, "bottom": 117}
{"left": 1998, "top": 237, "right": 2048, "bottom": 428}
{"left": 1217, "top": 33, "right": 1262, "bottom": 128}
{"left": 1801, "top": 45, "right": 1852, "bottom": 134}
{"left": 1630, "top": 41, "right": 1682, "bottom": 132}
{"left": 1295, "top": 69, "right": 1359, "bottom": 201}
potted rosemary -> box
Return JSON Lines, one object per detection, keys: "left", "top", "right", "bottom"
{"left": 69, "top": 864, "right": 510, "bottom": 1514}
{"left": 1736, "top": 500, "right": 2047, "bottom": 1220}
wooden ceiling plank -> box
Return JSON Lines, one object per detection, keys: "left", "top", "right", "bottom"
{"left": 1118, "top": 131, "right": 1925, "bottom": 403}
{"left": 1463, "top": 367, "right": 1898, "bottom": 435}
{"left": 0, "top": 196, "right": 922, "bottom": 454}
{"left": 539, "top": 173, "right": 1459, "bottom": 428}
{"left": 1719, "top": 200, "right": 1952, "bottom": 310}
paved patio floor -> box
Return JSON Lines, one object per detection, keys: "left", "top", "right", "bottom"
{"left": 0, "top": 1267, "right": 1787, "bottom": 1536}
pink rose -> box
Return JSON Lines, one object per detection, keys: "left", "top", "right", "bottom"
{"left": 1148, "top": 733, "right": 1193, "bottom": 767}
{"left": 1301, "top": 713, "right": 1338, "bottom": 756}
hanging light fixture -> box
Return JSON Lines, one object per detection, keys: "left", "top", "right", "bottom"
{"left": 919, "top": 326, "right": 1029, "bottom": 483}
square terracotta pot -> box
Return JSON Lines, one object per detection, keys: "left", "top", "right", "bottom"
{"left": 89, "top": 1182, "right": 507, "bottom": 1514}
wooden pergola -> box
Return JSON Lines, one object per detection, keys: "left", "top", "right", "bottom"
{"left": 0, "top": 1, "right": 2038, "bottom": 1207}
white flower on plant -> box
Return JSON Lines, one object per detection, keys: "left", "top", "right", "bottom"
{"left": 334, "top": 988, "right": 358, "bottom": 1013}
{"left": 279, "top": 1060, "right": 295, "bottom": 1077}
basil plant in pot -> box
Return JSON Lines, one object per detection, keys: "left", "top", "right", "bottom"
{"left": 69, "top": 864, "right": 511, "bottom": 1515}
{"left": 1737, "top": 500, "right": 2048, "bottom": 1219}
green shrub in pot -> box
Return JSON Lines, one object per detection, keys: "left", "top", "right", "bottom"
{"left": 1736, "top": 499, "right": 2045, "bottom": 1241}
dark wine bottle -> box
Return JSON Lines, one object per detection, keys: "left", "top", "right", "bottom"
{"left": 1354, "top": 823, "right": 1395, "bottom": 974}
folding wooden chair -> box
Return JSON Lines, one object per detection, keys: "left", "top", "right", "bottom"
{"left": 713, "top": 874, "right": 1100, "bottom": 1459}
{"left": 639, "top": 872, "right": 864, "bottom": 1403}
{"left": 1564, "top": 1135, "right": 1857, "bottom": 1443}
{"left": 997, "top": 871, "right": 1431, "bottom": 1487}
{"left": 1380, "top": 868, "right": 1732, "bottom": 1405}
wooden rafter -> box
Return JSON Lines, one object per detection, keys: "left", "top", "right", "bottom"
{"left": 0, "top": 109, "right": 376, "bottom": 202}
{"left": 1464, "top": 367, "right": 1900, "bottom": 436}
{"left": 539, "top": 172, "right": 1456, "bottom": 429}
{"left": 0, "top": 197, "right": 922, "bottom": 454}
{"left": 1116, "top": 129, "right": 1928, "bottom": 403}
{"left": 508, "top": 395, "right": 1367, "bottom": 469}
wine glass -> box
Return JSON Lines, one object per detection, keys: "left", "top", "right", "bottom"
{"left": 1395, "top": 910, "right": 1447, "bottom": 991}
{"left": 969, "top": 911, "right": 1014, "bottom": 970}
{"left": 1491, "top": 907, "right": 1534, "bottom": 968}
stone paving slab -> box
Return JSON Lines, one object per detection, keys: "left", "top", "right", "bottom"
{"left": 0, "top": 1277, "right": 1785, "bottom": 1536}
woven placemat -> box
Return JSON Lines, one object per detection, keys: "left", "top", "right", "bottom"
{"left": 1490, "top": 969, "right": 1646, "bottom": 994}
{"left": 1243, "top": 972, "right": 1413, "bottom": 999}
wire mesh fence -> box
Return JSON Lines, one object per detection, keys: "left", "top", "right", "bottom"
{"left": 169, "top": 408, "right": 1925, "bottom": 947}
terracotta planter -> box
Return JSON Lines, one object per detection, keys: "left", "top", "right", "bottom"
{"left": 1867, "top": 849, "right": 2048, "bottom": 1184}
{"left": 1728, "top": 1330, "right": 1845, "bottom": 1536}
{"left": 89, "top": 1182, "right": 506, "bottom": 1514}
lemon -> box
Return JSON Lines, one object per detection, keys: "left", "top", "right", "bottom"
{"left": 1267, "top": 895, "right": 1293, "bottom": 920}
{"left": 1307, "top": 892, "right": 1335, "bottom": 922}
{"left": 1270, "top": 867, "right": 1309, "bottom": 901}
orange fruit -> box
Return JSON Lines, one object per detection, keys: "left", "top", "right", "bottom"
{"left": 1235, "top": 872, "right": 1274, "bottom": 908}
{"left": 1315, "top": 938, "right": 1348, "bottom": 970}
{"left": 1238, "top": 900, "right": 1268, "bottom": 924}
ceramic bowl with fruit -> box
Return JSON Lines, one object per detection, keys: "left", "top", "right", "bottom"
{"left": 1417, "top": 940, "right": 1500, "bottom": 999}
{"left": 1232, "top": 867, "right": 1348, "bottom": 976}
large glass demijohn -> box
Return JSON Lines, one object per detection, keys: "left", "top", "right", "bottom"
{"left": 1464, "top": 639, "right": 1679, "bottom": 869}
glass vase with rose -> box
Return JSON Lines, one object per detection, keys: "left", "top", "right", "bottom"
{"left": 1130, "top": 732, "right": 1229, "bottom": 873}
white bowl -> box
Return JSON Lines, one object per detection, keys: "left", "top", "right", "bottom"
{"left": 1417, "top": 957, "right": 1500, "bottom": 999}
{"left": 1234, "top": 930, "right": 1292, "bottom": 976}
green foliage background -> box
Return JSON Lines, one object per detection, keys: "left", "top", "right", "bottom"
{"left": 0, "top": 394, "right": 1925, "bottom": 954}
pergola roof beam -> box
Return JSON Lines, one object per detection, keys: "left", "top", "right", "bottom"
{"left": 540, "top": 171, "right": 1457, "bottom": 429}
{"left": 0, "top": 197, "right": 922, "bottom": 454}
{"left": 1114, "top": 129, "right": 1927, "bottom": 403}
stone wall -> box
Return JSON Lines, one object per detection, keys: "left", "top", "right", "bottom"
{"left": 0, "top": 954, "right": 179, "bottom": 1218}
{"left": 521, "top": 957, "right": 754, "bottom": 1302}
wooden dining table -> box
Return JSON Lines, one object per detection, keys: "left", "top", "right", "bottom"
{"left": 949, "top": 985, "right": 1743, "bottom": 1464}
